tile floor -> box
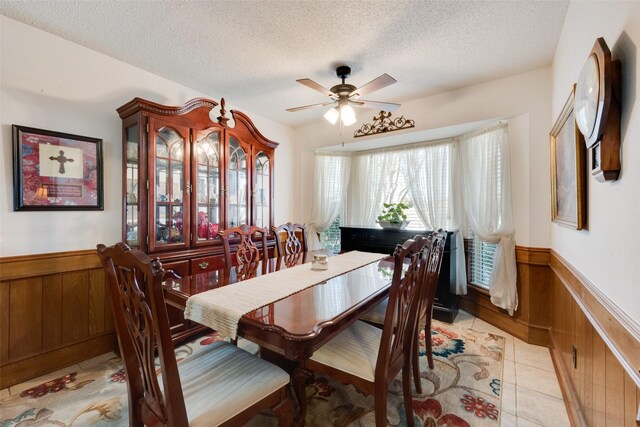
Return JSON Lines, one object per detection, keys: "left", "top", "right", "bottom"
{"left": 462, "top": 312, "right": 571, "bottom": 426}
{"left": 1, "top": 310, "right": 571, "bottom": 426}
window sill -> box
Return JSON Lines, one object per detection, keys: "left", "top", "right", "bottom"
{"left": 468, "top": 283, "right": 491, "bottom": 296}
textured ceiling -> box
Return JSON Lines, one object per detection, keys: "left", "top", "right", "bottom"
{"left": 0, "top": 1, "right": 568, "bottom": 128}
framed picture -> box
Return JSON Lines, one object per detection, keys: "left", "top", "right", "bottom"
{"left": 550, "top": 86, "right": 586, "bottom": 229}
{"left": 13, "top": 125, "right": 104, "bottom": 211}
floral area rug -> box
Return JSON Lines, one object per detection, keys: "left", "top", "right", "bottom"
{"left": 0, "top": 320, "right": 504, "bottom": 426}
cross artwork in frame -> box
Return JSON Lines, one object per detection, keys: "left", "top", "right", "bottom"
{"left": 13, "top": 125, "right": 104, "bottom": 211}
{"left": 549, "top": 85, "right": 586, "bottom": 230}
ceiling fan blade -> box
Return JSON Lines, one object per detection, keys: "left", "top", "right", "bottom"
{"left": 286, "top": 101, "right": 336, "bottom": 112}
{"left": 348, "top": 74, "right": 397, "bottom": 98}
{"left": 296, "top": 79, "right": 337, "bottom": 98}
{"left": 351, "top": 100, "right": 401, "bottom": 112}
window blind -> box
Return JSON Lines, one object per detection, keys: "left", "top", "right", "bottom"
{"left": 467, "top": 228, "right": 497, "bottom": 289}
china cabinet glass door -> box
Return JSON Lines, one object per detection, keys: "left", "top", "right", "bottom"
{"left": 151, "top": 122, "right": 188, "bottom": 250}
{"left": 254, "top": 151, "right": 270, "bottom": 228}
{"left": 124, "top": 124, "right": 139, "bottom": 247}
{"left": 194, "top": 130, "right": 221, "bottom": 244}
{"left": 227, "top": 137, "right": 248, "bottom": 228}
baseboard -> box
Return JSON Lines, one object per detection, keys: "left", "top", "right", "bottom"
{"left": 0, "top": 332, "right": 117, "bottom": 389}
{"left": 459, "top": 290, "right": 551, "bottom": 346}
{"left": 549, "top": 331, "right": 588, "bottom": 427}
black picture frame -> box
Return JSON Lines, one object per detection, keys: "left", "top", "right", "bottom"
{"left": 13, "top": 125, "right": 104, "bottom": 211}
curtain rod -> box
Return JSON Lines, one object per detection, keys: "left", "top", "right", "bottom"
{"left": 350, "top": 136, "right": 456, "bottom": 156}
{"left": 458, "top": 121, "right": 507, "bottom": 139}
{"left": 314, "top": 120, "right": 507, "bottom": 157}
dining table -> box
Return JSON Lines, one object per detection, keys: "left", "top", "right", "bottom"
{"left": 162, "top": 250, "right": 399, "bottom": 426}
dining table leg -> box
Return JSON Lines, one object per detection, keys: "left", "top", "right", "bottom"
{"left": 292, "top": 365, "right": 313, "bottom": 426}
{"left": 259, "top": 347, "right": 312, "bottom": 426}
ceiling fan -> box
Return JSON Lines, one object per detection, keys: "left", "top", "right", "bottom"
{"left": 286, "top": 65, "right": 400, "bottom": 126}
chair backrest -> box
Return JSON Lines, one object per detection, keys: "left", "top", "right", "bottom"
{"left": 96, "top": 242, "right": 187, "bottom": 426}
{"left": 220, "top": 224, "right": 269, "bottom": 269}
{"left": 419, "top": 230, "right": 448, "bottom": 324}
{"left": 375, "top": 235, "right": 431, "bottom": 381}
{"left": 271, "top": 222, "right": 308, "bottom": 257}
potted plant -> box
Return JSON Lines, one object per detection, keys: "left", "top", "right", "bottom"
{"left": 377, "top": 202, "right": 410, "bottom": 229}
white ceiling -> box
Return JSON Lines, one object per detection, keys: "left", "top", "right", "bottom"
{"left": 0, "top": 1, "right": 569, "bottom": 128}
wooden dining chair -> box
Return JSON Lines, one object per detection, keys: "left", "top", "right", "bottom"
{"left": 410, "top": 230, "right": 447, "bottom": 392}
{"left": 220, "top": 224, "right": 269, "bottom": 280}
{"left": 271, "top": 222, "right": 307, "bottom": 257}
{"left": 360, "top": 230, "right": 448, "bottom": 393}
{"left": 96, "top": 242, "right": 294, "bottom": 427}
{"left": 301, "top": 236, "right": 431, "bottom": 427}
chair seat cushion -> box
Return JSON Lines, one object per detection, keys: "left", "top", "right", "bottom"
{"left": 163, "top": 341, "right": 289, "bottom": 426}
{"left": 309, "top": 320, "right": 382, "bottom": 382}
{"left": 360, "top": 297, "right": 388, "bottom": 325}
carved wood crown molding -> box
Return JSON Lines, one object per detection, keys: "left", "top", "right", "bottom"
{"left": 354, "top": 110, "right": 415, "bottom": 138}
{"left": 116, "top": 97, "right": 219, "bottom": 119}
{"left": 231, "top": 109, "right": 279, "bottom": 149}
{"left": 116, "top": 96, "right": 279, "bottom": 149}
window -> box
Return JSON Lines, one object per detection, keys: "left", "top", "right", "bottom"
{"left": 463, "top": 128, "right": 504, "bottom": 290}
{"left": 320, "top": 215, "right": 341, "bottom": 253}
{"left": 347, "top": 143, "right": 456, "bottom": 231}
{"left": 384, "top": 157, "right": 426, "bottom": 230}
{"left": 466, "top": 228, "right": 497, "bottom": 289}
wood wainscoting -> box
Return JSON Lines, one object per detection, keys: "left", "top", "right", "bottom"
{"left": 0, "top": 250, "right": 116, "bottom": 389}
{"left": 460, "top": 245, "right": 640, "bottom": 426}
{"left": 459, "top": 245, "right": 552, "bottom": 346}
{"left": 549, "top": 250, "right": 639, "bottom": 426}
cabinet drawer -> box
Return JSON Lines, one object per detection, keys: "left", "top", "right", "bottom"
{"left": 190, "top": 255, "right": 225, "bottom": 273}
{"left": 162, "top": 260, "right": 189, "bottom": 278}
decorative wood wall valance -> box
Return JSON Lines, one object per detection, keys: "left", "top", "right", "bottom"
{"left": 353, "top": 111, "right": 415, "bottom": 138}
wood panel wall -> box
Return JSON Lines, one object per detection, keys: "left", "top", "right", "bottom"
{"left": 461, "top": 245, "right": 639, "bottom": 426}
{"left": 1, "top": 246, "right": 638, "bottom": 425}
{"left": 459, "top": 245, "right": 551, "bottom": 345}
{"left": 549, "top": 251, "right": 639, "bottom": 427}
{"left": 0, "top": 250, "right": 116, "bottom": 389}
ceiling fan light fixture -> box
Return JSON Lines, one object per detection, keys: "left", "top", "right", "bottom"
{"left": 324, "top": 107, "right": 339, "bottom": 124}
{"left": 340, "top": 104, "right": 357, "bottom": 126}
{"left": 289, "top": 65, "right": 398, "bottom": 127}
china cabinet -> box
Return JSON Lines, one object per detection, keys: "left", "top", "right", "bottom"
{"left": 117, "top": 97, "right": 277, "bottom": 341}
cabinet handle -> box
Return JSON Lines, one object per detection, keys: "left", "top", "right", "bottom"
{"left": 198, "top": 262, "right": 209, "bottom": 270}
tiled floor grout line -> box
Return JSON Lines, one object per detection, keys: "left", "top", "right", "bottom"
{"left": 515, "top": 383, "right": 565, "bottom": 401}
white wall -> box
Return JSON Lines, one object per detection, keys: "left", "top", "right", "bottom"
{"left": 551, "top": 1, "right": 640, "bottom": 324}
{"left": 294, "top": 68, "right": 552, "bottom": 248}
{"left": 0, "top": 16, "right": 296, "bottom": 257}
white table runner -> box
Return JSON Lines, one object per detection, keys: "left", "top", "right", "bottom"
{"left": 183, "top": 251, "right": 387, "bottom": 339}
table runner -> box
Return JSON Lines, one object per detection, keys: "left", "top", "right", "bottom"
{"left": 183, "top": 251, "right": 387, "bottom": 339}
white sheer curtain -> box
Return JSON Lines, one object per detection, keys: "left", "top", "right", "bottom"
{"left": 308, "top": 153, "right": 351, "bottom": 250}
{"left": 347, "top": 151, "right": 401, "bottom": 227}
{"left": 403, "top": 142, "right": 468, "bottom": 295}
{"left": 460, "top": 123, "right": 518, "bottom": 315}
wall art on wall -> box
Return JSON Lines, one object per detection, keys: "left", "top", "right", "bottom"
{"left": 549, "top": 86, "right": 586, "bottom": 230}
{"left": 12, "top": 125, "right": 104, "bottom": 211}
